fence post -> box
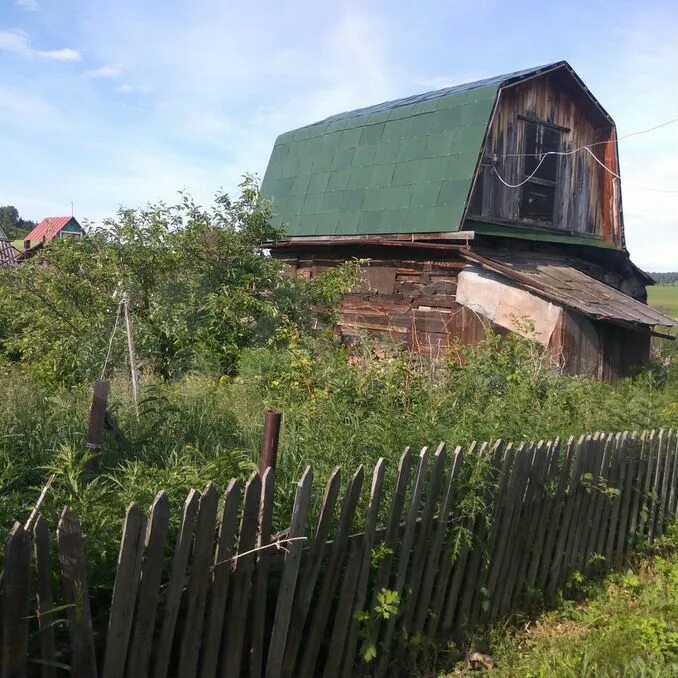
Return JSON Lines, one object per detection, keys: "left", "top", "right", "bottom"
{"left": 84, "top": 380, "right": 110, "bottom": 477}
{"left": 259, "top": 410, "right": 282, "bottom": 475}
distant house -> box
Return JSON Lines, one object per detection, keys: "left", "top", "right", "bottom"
{"left": 0, "top": 224, "right": 8, "bottom": 240}
{"left": 23, "top": 216, "right": 84, "bottom": 252}
{"left": 0, "top": 240, "right": 20, "bottom": 267}
{"left": 261, "top": 60, "right": 677, "bottom": 380}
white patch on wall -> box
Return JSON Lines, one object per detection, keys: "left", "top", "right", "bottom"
{"left": 456, "top": 265, "right": 562, "bottom": 346}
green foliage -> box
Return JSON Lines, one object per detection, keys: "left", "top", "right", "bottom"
{"left": 0, "top": 180, "right": 359, "bottom": 385}
{"left": 433, "top": 527, "right": 678, "bottom": 677}
{"left": 0, "top": 205, "right": 35, "bottom": 239}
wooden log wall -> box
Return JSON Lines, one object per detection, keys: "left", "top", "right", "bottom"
{"left": 2, "top": 428, "right": 678, "bottom": 677}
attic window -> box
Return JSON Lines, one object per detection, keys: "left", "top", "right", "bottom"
{"left": 519, "top": 120, "right": 561, "bottom": 223}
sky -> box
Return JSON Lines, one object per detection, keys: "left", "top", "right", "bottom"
{"left": 0, "top": 0, "right": 676, "bottom": 270}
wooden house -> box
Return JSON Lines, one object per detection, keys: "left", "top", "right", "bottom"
{"left": 22, "top": 216, "right": 84, "bottom": 253}
{"left": 260, "top": 61, "right": 676, "bottom": 380}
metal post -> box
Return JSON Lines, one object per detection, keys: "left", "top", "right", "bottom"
{"left": 259, "top": 410, "right": 282, "bottom": 475}
{"left": 122, "top": 292, "right": 140, "bottom": 418}
{"left": 84, "top": 380, "right": 110, "bottom": 477}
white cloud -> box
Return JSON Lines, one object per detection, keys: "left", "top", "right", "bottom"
{"left": 0, "top": 29, "right": 80, "bottom": 62}
{"left": 14, "top": 0, "right": 40, "bottom": 11}
{"left": 117, "top": 83, "right": 151, "bottom": 95}
{"left": 83, "top": 65, "right": 122, "bottom": 79}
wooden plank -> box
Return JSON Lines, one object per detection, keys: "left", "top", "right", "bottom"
{"left": 153, "top": 489, "right": 200, "bottom": 678}
{"left": 615, "top": 432, "right": 638, "bottom": 566}
{"left": 364, "top": 449, "right": 412, "bottom": 657}
{"left": 402, "top": 444, "right": 447, "bottom": 631}
{"left": 460, "top": 442, "right": 506, "bottom": 627}
{"left": 535, "top": 439, "right": 571, "bottom": 593}
{"left": 546, "top": 436, "right": 583, "bottom": 596}
{"left": 525, "top": 441, "right": 558, "bottom": 591}
{"left": 647, "top": 429, "right": 666, "bottom": 544}
{"left": 485, "top": 443, "right": 528, "bottom": 621}
{"left": 199, "top": 479, "right": 241, "bottom": 678}
{"left": 637, "top": 430, "right": 658, "bottom": 541}
{"left": 33, "top": 515, "right": 57, "bottom": 678}
{"left": 222, "top": 473, "right": 261, "bottom": 678}
{"left": 126, "top": 492, "right": 170, "bottom": 678}
{"left": 250, "top": 469, "right": 276, "bottom": 678}
{"left": 323, "top": 539, "right": 363, "bottom": 677}
{"left": 603, "top": 434, "right": 626, "bottom": 563}
{"left": 177, "top": 483, "right": 219, "bottom": 678}
{"left": 625, "top": 431, "right": 647, "bottom": 550}
{"left": 281, "top": 468, "right": 341, "bottom": 675}
{"left": 509, "top": 441, "right": 551, "bottom": 612}
{"left": 57, "top": 508, "right": 98, "bottom": 678}
{"left": 587, "top": 434, "right": 615, "bottom": 567}
{"left": 102, "top": 503, "right": 147, "bottom": 678}
{"left": 424, "top": 446, "right": 464, "bottom": 639}
{"left": 341, "top": 459, "right": 387, "bottom": 678}
{"left": 298, "top": 466, "right": 365, "bottom": 678}
{"left": 655, "top": 429, "right": 674, "bottom": 537}
{"left": 265, "top": 468, "right": 313, "bottom": 678}
{"left": 414, "top": 446, "right": 458, "bottom": 636}
{"left": 583, "top": 434, "right": 612, "bottom": 566}
{"left": 667, "top": 431, "right": 678, "bottom": 519}
{"left": 375, "top": 449, "right": 429, "bottom": 675}
{"left": 2, "top": 522, "right": 31, "bottom": 678}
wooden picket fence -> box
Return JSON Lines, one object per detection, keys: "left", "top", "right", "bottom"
{"left": 2, "top": 428, "right": 678, "bottom": 677}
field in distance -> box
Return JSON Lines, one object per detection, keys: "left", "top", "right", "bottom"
{"left": 648, "top": 284, "right": 678, "bottom": 320}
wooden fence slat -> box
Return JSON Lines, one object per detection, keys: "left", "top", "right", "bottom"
{"left": 425, "top": 446, "right": 464, "bottom": 639}
{"left": 402, "top": 444, "right": 447, "bottom": 632}
{"left": 656, "top": 429, "right": 674, "bottom": 536}
{"left": 102, "top": 503, "right": 147, "bottom": 678}
{"left": 413, "top": 445, "right": 458, "bottom": 636}
{"left": 57, "top": 508, "right": 98, "bottom": 678}
{"left": 461, "top": 442, "right": 506, "bottom": 627}
{"left": 376, "top": 448, "right": 430, "bottom": 675}
{"left": 583, "top": 434, "right": 612, "bottom": 567}
{"left": 33, "top": 515, "right": 56, "bottom": 678}
{"left": 199, "top": 479, "right": 241, "bottom": 678}
{"left": 626, "top": 431, "right": 648, "bottom": 547}
{"left": 535, "top": 439, "right": 571, "bottom": 593}
{"left": 281, "top": 468, "right": 341, "bottom": 676}
{"left": 298, "top": 466, "right": 365, "bottom": 678}
{"left": 637, "top": 430, "right": 658, "bottom": 540}
{"left": 615, "top": 433, "right": 638, "bottom": 567}
{"left": 546, "top": 436, "right": 584, "bottom": 595}
{"left": 648, "top": 429, "right": 668, "bottom": 543}
{"left": 126, "top": 492, "right": 170, "bottom": 678}
{"left": 563, "top": 435, "right": 596, "bottom": 573}
{"left": 667, "top": 431, "right": 678, "bottom": 518}
{"left": 265, "top": 467, "right": 313, "bottom": 678}
{"left": 222, "top": 473, "right": 262, "bottom": 678}
{"left": 341, "top": 459, "right": 387, "bottom": 678}
{"left": 177, "top": 483, "right": 219, "bottom": 678}
{"left": 323, "top": 539, "right": 363, "bottom": 678}
{"left": 364, "top": 449, "right": 413, "bottom": 660}
{"left": 525, "top": 441, "right": 559, "bottom": 592}
{"left": 509, "top": 441, "right": 550, "bottom": 612}
{"left": 485, "top": 443, "right": 528, "bottom": 620}
{"left": 153, "top": 489, "right": 200, "bottom": 678}
{"left": 250, "top": 469, "right": 276, "bottom": 678}
{"left": 2, "top": 522, "right": 31, "bottom": 678}
{"left": 587, "top": 434, "right": 615, "bottom": 568}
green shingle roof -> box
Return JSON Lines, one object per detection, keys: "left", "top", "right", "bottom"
{"left": 261, "top": 62, "right": 569, "bottom": 237}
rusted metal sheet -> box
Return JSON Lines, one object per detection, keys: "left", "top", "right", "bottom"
{"left": 462, "top": 250, "right": 677, "bottom": 329}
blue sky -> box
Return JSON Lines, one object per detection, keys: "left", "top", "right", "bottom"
{"left": 1, "top": 0, "right": 676, "bottom": 269}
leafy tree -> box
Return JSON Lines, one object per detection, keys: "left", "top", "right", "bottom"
{"left": 0, "top": 205, "right": 36, "bottom": 239}
{"left": 0, "top": 178, "right": 359, "bottom": 384}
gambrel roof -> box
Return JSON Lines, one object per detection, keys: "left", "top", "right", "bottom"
{"left": 261, "top": 61, "right": 611, "bottom": 239}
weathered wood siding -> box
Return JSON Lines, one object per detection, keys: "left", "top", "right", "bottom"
{"left": 469, "top": 71, "right": 622, "bottom": 246}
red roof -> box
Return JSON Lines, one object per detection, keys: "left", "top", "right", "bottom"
{"left": 26, "top": 217, "right": 80, "bottom": 245}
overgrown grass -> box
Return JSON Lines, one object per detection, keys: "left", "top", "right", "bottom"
{"left": 432, "top": 525, "right": 678, "bottom": 677}
{"left": 1, "top": 332, "right": 677, "bottom": 605}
